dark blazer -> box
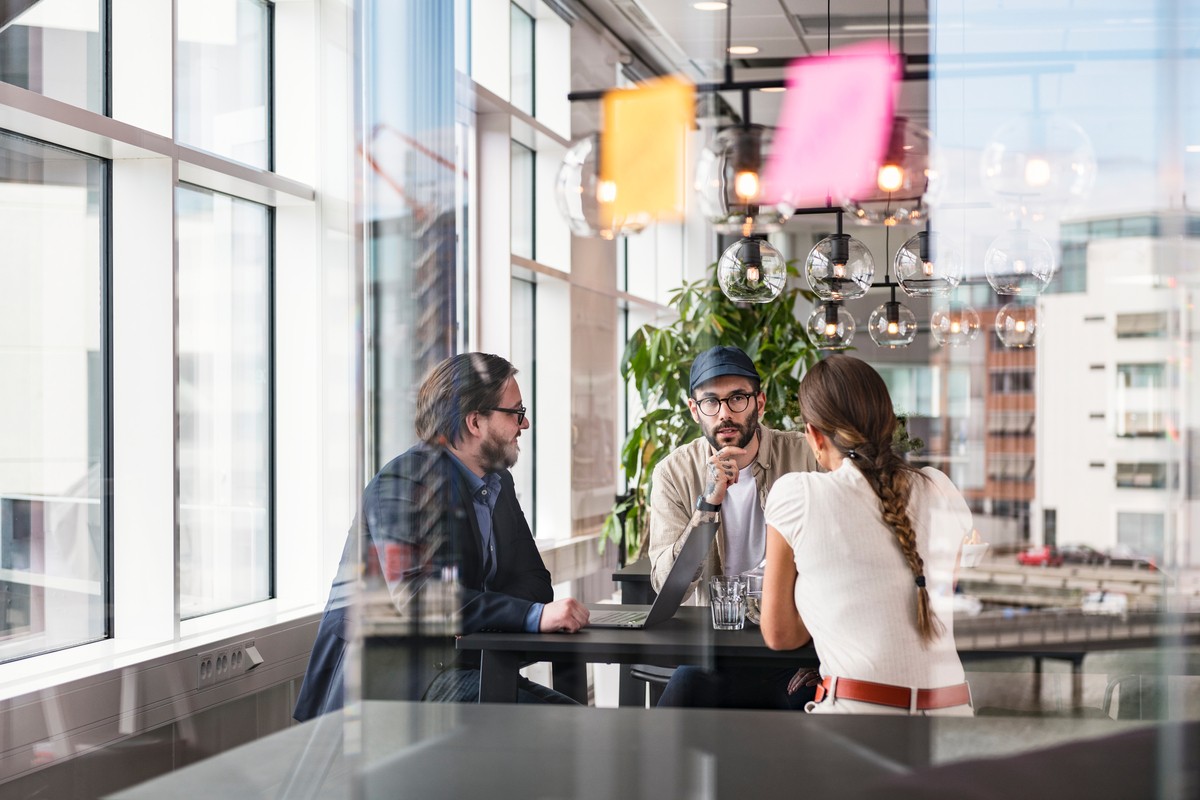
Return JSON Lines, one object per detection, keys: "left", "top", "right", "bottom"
{"left": 293, "top": 443, "right": 552, "bottom": 721}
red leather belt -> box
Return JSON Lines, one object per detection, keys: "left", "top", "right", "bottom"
{"left": 814, "top": 676, "right": 971, "bottom": 711}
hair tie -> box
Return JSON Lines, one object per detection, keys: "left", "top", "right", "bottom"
{"left": 846, "top": 449, "right": 859, "bottom": 460}
{"left": 914, "top": 575, "right": 926, "bottom": 588}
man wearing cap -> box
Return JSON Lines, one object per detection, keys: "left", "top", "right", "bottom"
{"left": 648, "top": 345, "right": 819, "bottom": 708}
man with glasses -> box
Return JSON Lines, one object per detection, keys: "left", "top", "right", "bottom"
{"left": 295, "top": 353, "right": 589, "bottom": 719}
{"left": 648, "top": 345, "right": 819, "bottom": 708}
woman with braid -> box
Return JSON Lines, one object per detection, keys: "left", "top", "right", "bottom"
{"left": 761, "top": 355, "right": 974, "bottom": 715}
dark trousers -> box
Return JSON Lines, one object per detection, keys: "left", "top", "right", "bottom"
{"left": 657, "top": 665, "right": 815, "bottom": 710}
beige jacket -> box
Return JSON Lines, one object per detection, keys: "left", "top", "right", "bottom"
{"left": 648, "top": 426, "right": 819, "bottom": 601}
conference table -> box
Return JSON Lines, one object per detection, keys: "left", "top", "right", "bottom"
{"left": 457, "top": 605, "right": 817, "bottom": 703}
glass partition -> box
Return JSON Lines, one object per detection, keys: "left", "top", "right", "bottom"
{"left": 0, "top": 0, "right": 105, "bottom": 113}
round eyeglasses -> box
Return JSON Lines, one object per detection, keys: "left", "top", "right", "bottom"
{"left": 695, "top": 393, "right": 753, "bottom": 417}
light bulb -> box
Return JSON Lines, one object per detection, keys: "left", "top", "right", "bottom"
{"left": 596, "top": 180, "right": 617, "bottom": 204}
{"left": 734, "top": 170, "right": 760, "bottom": 201}
{"left": 877, "top": 163, "right": 904, "bottom": 192}
{"left": 1023, "top": 157, "right": 1052, "bottom": 188}
{"left": 717, "top": 237, "right": 786, "bottom": 303}
{"left": 995, "top": 302, "right": 1040, "bottom": 348}
{"left": 930, "top": 305, "right": 981, "bottom": 347}
{"left": 895, "top": 229, "right": 961, "bottom": 297}
{"left": 806, "top": 233, "right": 874, "bottom": 300}
{"left": 984, "top": 229, "right": 1056, "bottom": 295}
{"left": 869, "top": 301, "right": 918, "bottom": 347}
{"left": 888, "top": 320, "right": 900, "bottom": 334}
{"left": 807, "top": 302, "right": 855, "bottom": 350}
{"left": 922, "top": 260, "right": 934, "bottom": 277}
{"left": 555, "top": 134, "right": 648, "bottom": 239}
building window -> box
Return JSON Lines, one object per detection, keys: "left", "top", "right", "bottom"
{"left": 176, "top": 185, "right": 272, "bottom": 619}
{"left": 511, "top": 140, "right": 534, "bottom": 260}
{"left": 510, "top": 277, "right": 536, "bottom": 531}
{"left": 0, "top": 132, "right": 107, "bottom": 662}
{"left": 1116, "top": 362, "right": 1166, "bottom": 389}
{"left": 510, "top": 3, "right": 534, "bottom": 116}
{"left": 1115, "top": 312, "right": 1171, "bottom": 339}
{"left": 177, "top": 0, "right": 272, "bottom": 169}
{"left": 987, "top": 454, "right": 1035, "bottom": 483}
{"left": 1117, "top": 411, "right": 1167, "bottom": 438}
{"left": 989, "top": 369, "right": 1034, "bottom": 394}
{"left": 1115, "top": 462, "right": 1172, "bottom": 489}
{"left": 1116, "top": 511, "right": 1165, "bottom": 562}
{"left": 986, "top": 412, "right": 1035, "bottom": 436}
{"left": 1043, "top": 508, "right": 1057, "bottom": 546}
{"left": 0, "top": 0, "right": 105, "bottom": 113}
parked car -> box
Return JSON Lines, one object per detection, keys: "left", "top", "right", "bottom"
{"left": 1105, "top": 545, "right": 1158, "bottom": 571}
{"left": 1059, "top": 544, "right": 1108, "bottom": 565}
{"left": 1016, "top": 545, "right": 1064, "bottom": 567}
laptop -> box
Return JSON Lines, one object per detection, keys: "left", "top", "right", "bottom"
{"left": 587, "top": 521, "right": 718, "bottom": 629}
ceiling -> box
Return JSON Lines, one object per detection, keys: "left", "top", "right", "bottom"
{"left": 579, "top": 0, "right": 931, "bottom": 130}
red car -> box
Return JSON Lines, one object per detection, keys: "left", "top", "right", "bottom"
{"left": 1017, "top": 545, "right": 1064, "bottom": 567}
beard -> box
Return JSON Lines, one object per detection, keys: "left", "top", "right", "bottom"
{"left": 480, "top": 428, "right": 520, "bottom": 472}
{"left": 702, "top": 415, "right": 759, "bottom": 451}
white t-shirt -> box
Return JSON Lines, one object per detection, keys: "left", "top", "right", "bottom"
{"left": 721, "top": 464, "right": 764, "bottom": 577}
{"left": 764, "top": 461, "right": 973, "bottom": 713}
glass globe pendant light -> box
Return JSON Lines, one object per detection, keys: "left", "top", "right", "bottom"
{"left": 983, "top": 226, "right": 1056, "bottom": 295}
{"left": 842, "top": 117, "right": 937, "bottom": 227}
{"left": 717, "top": 236, "right": 786, "bottom": 303}
{"left": 554, "top": 134, "right": 649, "bottom": 240}
{"left": 807, "top": 301, "right": 855, "bottom": 350}
{"left": 929, "top": 304, "right": 981, "bottom": 348}
{"left": 696, "top": 124, "right": 793, "bottom": 236}
{"left": 979, "top": 112, "right": 1097, "bottom": 221}
{"left": 805, "top": 211, "right": 874, "bottom": 300}
{"left": 894, "top": 221, "right": 961, "bottom": 297}
{"left": 869, "top": 285, "right": 918, "bottom": 348}
{"left": 995, "top": 302, "right": 1041, "bottom": 348}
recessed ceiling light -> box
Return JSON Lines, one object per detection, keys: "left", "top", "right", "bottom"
{"left": 759, "top": 87, "right": 786, "bottom": 93}
{"left": 693, "top": 1, "right": 728, "bottom": 9}
{"left": 727, "top": 45, "right": 759, "bottom": 55}
{"left": 1186, "top": 144, "right": 1200, "bottom": 153}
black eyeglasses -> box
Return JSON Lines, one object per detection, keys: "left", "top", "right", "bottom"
{"left": 695, "top": 393, "right": 753, "bottom": 417}
{"left": 488, "top": 405, "right": 527, "bottom": 425}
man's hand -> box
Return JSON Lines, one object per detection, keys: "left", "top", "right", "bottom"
{"left": 539, "top": 598, "right": 590, "bottom": 633}
{"left": 702, "top": 445, "right": 747, "bottom": 506}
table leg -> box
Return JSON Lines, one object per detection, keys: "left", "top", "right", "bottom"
{"left": 478, "top": 650, "right": 522, "bottom": 703}
{"left": 552, "top": 660, "right": 588, "bottom": 704}
{"left": 618, "top": 666, "right": 644, "bottom": 708}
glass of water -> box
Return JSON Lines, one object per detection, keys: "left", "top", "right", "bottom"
{"left": 709, "top": 575, "right": 747, "bottom": 630}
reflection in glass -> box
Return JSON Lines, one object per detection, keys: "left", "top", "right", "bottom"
{"left": 511, "top": 141, "right": 534, "bottom": 260}
{"left": 177, "top": 0, "right": 271, "bottom": 169}
{"left": 176, "top": 185, "right": 271, "bottom": 618}
{"left": 510, "top": 3, "right": 534, "bottom": 115}
{"left": 0, "top": 0, "right": 105, "bottom": 113}
{"left": 0, "top": 131, "right": 106, "bottom": 662}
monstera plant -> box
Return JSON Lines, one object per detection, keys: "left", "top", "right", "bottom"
{"left": 600, "top": 261, "right": 819, "bottom": 562}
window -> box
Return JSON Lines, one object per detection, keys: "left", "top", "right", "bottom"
{"left": 986, "top": 412, "right": 1035, "bottom": 436}
{"left": 177, "top": 0, "right": 272, "bottom": 169}
{"left": 1115, "top": 462, "right": 1171, "bottom": 489}
{"left": 510, "top": 277, "right": 536, "bottom": 530}
{"left": 989, "top": 369, "right": 1034, "bottom": 394}
{"left": 1117, "top": 362, "right": 1166, "bottom": 389}
{"left": 511, "top": 140, "right": 534, "bottom": 260}
{"left": 0, "top": 132, "right": 107, "bottom": 663}
{"left": 510, "top": 3, "right": 534, "bottom": 115}
{"left": 987, "top": 454, "right": 1035, "bottom": 483}
{"left": 1117, "top": 411, "right": 1167, "bottom": 438}
{"left": 176, "top": 185, "right": 272, "bottom": 618}
{"left": 0, "top": 0, "right": 105, "bottom": 113}
{"left": 1116, "top": 511, "right": 1165, "bottom": 561}
{"left": 1115, "top": 312, "right": 1171, "bottom": 339}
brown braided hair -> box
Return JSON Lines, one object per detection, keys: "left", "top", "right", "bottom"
{"left": 798, "top": 355, "right": 943, "bottom": 643}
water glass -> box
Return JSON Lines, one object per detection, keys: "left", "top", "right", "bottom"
{"left": 709, "top": 575, "right": 747, "bottom": 630}
{"left": 742, "top": 569, "right": 764, "bottom": 625}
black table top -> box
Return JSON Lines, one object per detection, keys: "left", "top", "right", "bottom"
{"left": 457, "top": 606, "right": 816, "bottom": 669}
